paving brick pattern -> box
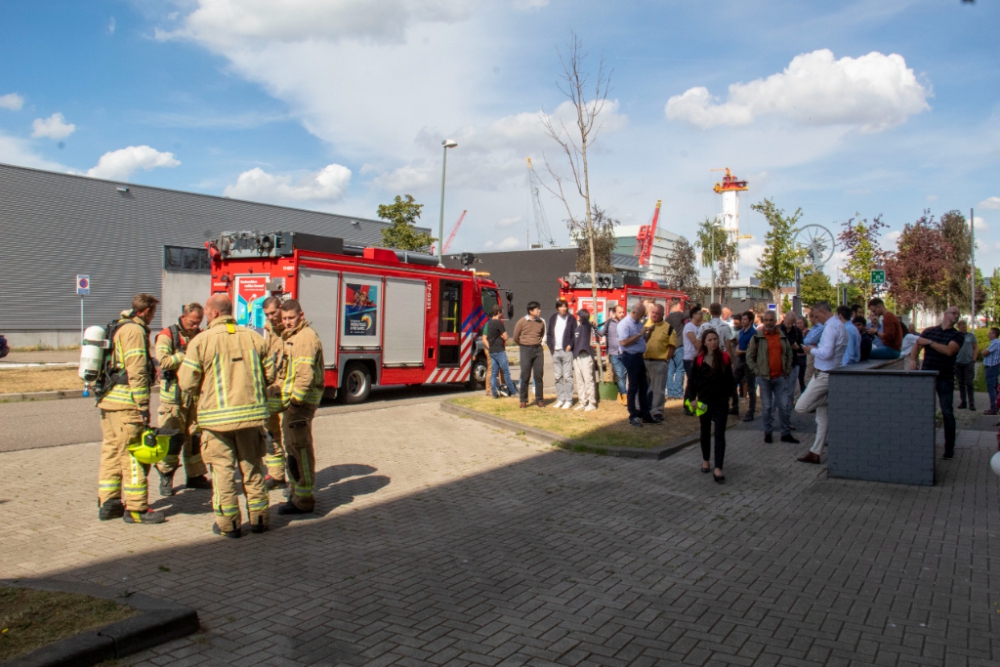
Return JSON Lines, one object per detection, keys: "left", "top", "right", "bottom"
{"left": 1, "top": 402, "right": 999, "bottom": 666}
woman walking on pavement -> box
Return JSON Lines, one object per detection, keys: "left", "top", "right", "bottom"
{"left": 685, "top": 330, "right": 736, "bottom": 483}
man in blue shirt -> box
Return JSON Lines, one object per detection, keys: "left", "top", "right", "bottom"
{"left": 617, "top": 303, "right": 656, "bottom": 427}
{"left": 733, "top": 312, "right": 757, "bottom": 422}
{"left": 839, "top": 306, "right": 861, "bottom": 365}
{"left": 982, "top": 327, "right": 1000, "bottom": 415}
{"left": 802, "top": 312, "right": 824, "bottom": 385}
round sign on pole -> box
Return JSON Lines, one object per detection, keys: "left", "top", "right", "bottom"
{"left": 76, "top": 275, "right": 90, "bottom": 295}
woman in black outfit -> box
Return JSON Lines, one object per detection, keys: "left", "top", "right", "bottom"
{"left": 685, "top": 330, "right": 735, "bottom": 483}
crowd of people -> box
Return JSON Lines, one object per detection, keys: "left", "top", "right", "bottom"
{"left": 499, "top": 292, "right": 977, "bottom": 481}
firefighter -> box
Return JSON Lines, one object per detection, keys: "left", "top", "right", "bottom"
{"left": 273, "top": 298, "right": 324, "bottom": 515}
{"left": 97, "top": 293, "right": 164, "bottom": 524}
{"left": 154, "top": 302, "right": 211, "bottom": 496}
{"left": 261, "top": 296, "right": 287, "bottom": 490}
{"left": 177, "top": 294, "right": 275, "bottom": 538}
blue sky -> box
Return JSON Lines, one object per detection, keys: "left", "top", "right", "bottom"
{"left": 1, "top": 0, "right": 998, "bottom": 281}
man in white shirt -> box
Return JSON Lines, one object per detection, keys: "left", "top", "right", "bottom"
{"left": 547, "top": 299, "right": 577, "bottom": 408}
{"left": 794, "top": 301, "right": 848, "bottom": 463}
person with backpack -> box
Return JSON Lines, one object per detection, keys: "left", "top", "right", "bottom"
{"left": 96, "top": 293, "right": 164, "bottom": 524}
{"left": 685, "top": 329, "right": 735, "bottom": 483}
{"left": 153, "top": 302, "right": 211, "bottom": 497}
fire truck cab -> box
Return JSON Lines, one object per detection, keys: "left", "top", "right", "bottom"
{"left": 207, "top": 231, "right": 511, "bottom": 403}
{"left": 558, "top": 272, "right": 689, "bottom": 330}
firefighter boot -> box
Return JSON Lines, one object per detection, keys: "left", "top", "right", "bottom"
{"left": 263, "top": 475, "right": 287, "bottom": 491}
{"left": 98, "top": 498, "right": 125, "bottom": 521}
{"left": 123, "top": 509, "right": 166, "bottom": 524}
{"left": 185, "top": 475, "right": 212, "bottom": 490}
{"left": 250, "top": 515, "right": 268, "bottom": 534}
{"left": 157, "top": 468, "right": 175, "bottom": 497}
{"left": 277, "top": 501, "right": 312, "bottom": 516}
{"left": 212, "top": 522, "right": 241, "bottom": 539}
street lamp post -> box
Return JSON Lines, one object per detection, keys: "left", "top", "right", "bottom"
{"left": 438, "top": 139, "right": 458, "bottom": 265}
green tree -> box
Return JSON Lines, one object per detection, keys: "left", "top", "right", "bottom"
{"left": 800, "top": 269, "right": 836, "bottom": 306}
{"left": 695, "top": 217, "right": 738, "bottom": 300}
{"left": 663, "top": 236, "right": 699, "bottom": 293}
{"left": 838, "top": 215, "right": 888, "bottom": 305}
{"left": 377, "top": 195, "right": 436, "bottom": 251}
{"left": 937, "top": 210, "right": 972, "bottom": 312}
{"left": 985, "top": 267, "right": 1000, "bottom": 325}
{"left": 752, "top": 199, "right": 803, "bottom": 315}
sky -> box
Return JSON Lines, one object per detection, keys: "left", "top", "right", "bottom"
{"left": 1, "top": 0, "right": 998, "bottom": 283}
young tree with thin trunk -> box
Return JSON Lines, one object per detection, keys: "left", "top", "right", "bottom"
{"left": 752, "top": 199, "right": 802, "bottom": 315}
{"left": 663, "top": 236, "right": 699, "bottom": 293}
{"left": 539, "top": 32, "right": 612, "bottom": 377}
{"left": 695, "top": 218, "right": 738, "bottom": 301}
{"left": 838, "top": 215, "right": 888, "bottom": 306}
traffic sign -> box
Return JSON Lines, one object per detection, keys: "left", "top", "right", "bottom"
{"left": 767, "top": 303, "right": 777, "bottom": 311}
{"left": 76, "top": 274, "right": 90, "bottom": 295}
{"left": 871, "top": 270, "right": 885, "bottom": 285}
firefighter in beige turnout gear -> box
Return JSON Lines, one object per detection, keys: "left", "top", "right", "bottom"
{"left": 271, "top": 299, "right": 324, "bottom": 515}
{"left": 178, "top": 295, "right": 275, "bottom": 538}
{"left": 97, "top": 294, "right": 165, "bottom": 524}
{"left": 261, "top": 296, "right": 287, "bottom": 489}
{"left": 154, "top": 303, "right": 211, "bottom": 496}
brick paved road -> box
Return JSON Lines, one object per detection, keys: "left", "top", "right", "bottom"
{"left": 1, "top": 402, "right": 998, "bottom": 666}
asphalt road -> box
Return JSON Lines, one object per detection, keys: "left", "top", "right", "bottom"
{"left": 0, "top": 383, "right": 482, "bottom": 453}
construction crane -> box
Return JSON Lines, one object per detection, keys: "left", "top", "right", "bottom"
{"left": 634, "top": 200, "right": 662, "bottom": 267}
{"left": 526, "top": 158, "right": 556, "bottom": 247}
{"left": 430, "top": 210, "right": 467, "bottom": 255}
{"left": 442, "top": 210, "right": 466, "bottom": 254}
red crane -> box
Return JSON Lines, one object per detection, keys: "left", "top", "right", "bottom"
{"left": 442, "top": 210, "right": 467, "bottom": 254}
{"left": 431, "top": 210, "right": 467, "bottom": 255}
{"left": 634, "top": 200, "right": 662, "bottom": 267}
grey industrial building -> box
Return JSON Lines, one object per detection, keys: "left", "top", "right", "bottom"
{"left": 0, "top": 162, "right": 427, "bottom": 347}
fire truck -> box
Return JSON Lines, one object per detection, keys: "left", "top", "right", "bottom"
{"left": 558, "top": 272, "right": 689, "bottom": 330}
{"left": 206, "top": 231, "right": 511, "bottom": 403}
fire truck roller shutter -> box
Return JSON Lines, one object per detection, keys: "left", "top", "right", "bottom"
{"left": 297, "top": 268, "right": 340, "bottom": 364}
{"left": 383, "top": 278, "right": 427, "bottom": 366}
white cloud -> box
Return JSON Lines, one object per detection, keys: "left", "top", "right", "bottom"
{"left": 0, "top": 93, "right": 24, "bottom": 111}
{"left": 979, "top": 197, "right": 1000, "bottom": 210}
{"left": 925, "top": 194, "right": 939, "bottom": 202}
{"left": 160, "top": 0, "right": 475, "bottom": 47}
{"left": 974, "top": 216, "right": 987, "bottom": 231}
{"left": 108, "top": 17, "right": 116, "bottom": 35}
{"left": 31, "top": 113, "right": 75, "bottom": 140}
{"left": 85, "top": 146, "right": 180, "bottom": 180}
{"left": 223, "top": 164, "right": 351, "bottom": 204}
{"left": 0, "top": 131, "right": 67, "bottom": 171}
{"left": 497, "top": 236, "right": 521, "bottom": 250}
{"left": 497, "top": 215, "right": 521, "bottom": 228}
{"left": 665, "top": 49, "right": 930, "bottom": 132}
{"left": 513, "top": 0, "right": 548, "bottom": 10}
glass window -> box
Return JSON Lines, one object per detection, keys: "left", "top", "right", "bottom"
{"left": 440, "top": 282, "right": 461, "bottom": 333}
{"left": 481, "top": 288, "right": 499, "bottom": 321}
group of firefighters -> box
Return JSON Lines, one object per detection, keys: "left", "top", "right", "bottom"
{"left": 96, "top": 291, "right": 324, "bottom": 538}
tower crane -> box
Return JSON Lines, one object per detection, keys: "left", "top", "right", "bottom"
{"left": 634, "top": 199, "right": 662, "bottom": 267}
{"left": 526, "top": 158, "right": 556, "bottom": 247}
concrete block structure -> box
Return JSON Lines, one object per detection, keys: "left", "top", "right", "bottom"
{"left": 827, "top": 359, "right": 937, "bottom": 486}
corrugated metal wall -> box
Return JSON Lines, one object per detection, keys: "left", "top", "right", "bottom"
{"left": 0, "top": 163, "right": 428, "bottom": 332}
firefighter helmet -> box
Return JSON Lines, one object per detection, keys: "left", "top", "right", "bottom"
{"left": 128, "top": 429, "right": 181, "bottom": 465}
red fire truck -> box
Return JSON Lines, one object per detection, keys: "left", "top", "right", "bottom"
{"left": 557, "top": 272, "right": 689, "bottom": 330}
{"left": 206, "top": 231, "right": 511, "bottom": 403}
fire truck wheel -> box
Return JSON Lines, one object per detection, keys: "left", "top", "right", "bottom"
{"left": 467, "top": 357, "right": 487, "bottom": 390}
{"left": 340, "top": 362, "right": 372, "bottom": 404}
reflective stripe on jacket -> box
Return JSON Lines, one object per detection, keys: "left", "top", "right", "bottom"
{"left": 280, "top": 321, "right": 325, "bottom": 408}
{"left": 98, "top": 316, "right": 152, "bottom": 412}
{"left": 177, "top": 316, "right": 275, "bottom": 432}
{"left": 265, "top": 320, "right": 286, "bottom": 414}
{"left": 154, "top": 322, "right": 199, "bottom": 404}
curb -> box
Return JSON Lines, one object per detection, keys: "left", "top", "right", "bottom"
{"left": 0, "top": 578, "right": 199, "bottom": 667}
{"left": 440, "top": 401, "right": 700, "bottom": 460}
{"left": 0, "top": 390, "right": 86, "bottom": 403}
